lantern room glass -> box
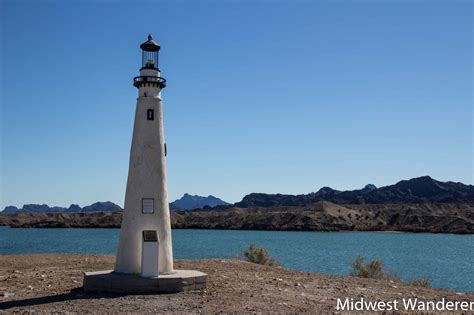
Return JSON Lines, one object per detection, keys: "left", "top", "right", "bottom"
{"left": 142, "top": 50, "right": 159, "bottom": 70}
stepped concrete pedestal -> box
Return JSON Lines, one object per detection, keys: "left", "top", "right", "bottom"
{"left": 83, "top": 270, "right": 207, "bottom": 294}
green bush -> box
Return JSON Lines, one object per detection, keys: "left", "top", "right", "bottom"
{"left": 350, "top": 256, "right": 430, "bottom": 287}
{"left": 244, "top": 244, "right": 281, "bottom": 266}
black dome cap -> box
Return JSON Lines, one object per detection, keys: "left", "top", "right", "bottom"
{"left": 140, "top": 34, "right": 160, "bottom": 52}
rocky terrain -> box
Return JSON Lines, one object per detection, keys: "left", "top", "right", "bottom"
{"left": 1, "top": 202, "right": 472, "bottom": 233}
{"left": 0, "top": 254, "right": 472, "bottom": 313}
{"left": 173, "top": 202, "right": 474, "bottom": 234}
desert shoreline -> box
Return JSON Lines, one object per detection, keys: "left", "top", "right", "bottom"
{"left": 0, "top": 254, "right": 473, "bottom": 313}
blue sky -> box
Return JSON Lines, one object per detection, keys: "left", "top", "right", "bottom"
{"left": 1, "top": 0, "right": 472, "bottom": 209}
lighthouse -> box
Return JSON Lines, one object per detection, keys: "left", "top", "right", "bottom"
{"left": 114, "top": 34, "right": 173, "bottom": 275}
{"left": 83, "top": 35, "right": 206, "bottom": 293}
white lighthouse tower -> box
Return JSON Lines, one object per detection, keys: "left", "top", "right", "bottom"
{"left": 83, "top": 36, "right": 206, "bottom": 293}
{"left": 114, "top": 34, "right": 173, "bottom": 275}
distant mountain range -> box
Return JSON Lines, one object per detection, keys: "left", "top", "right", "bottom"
{"left": 1, "top": 194, "right": 230, "bottom": 214}
{"left": 3, "top": 176, "right": 473, "bottom": 214}
{"left": 235, "top": 176, "right": 474, "bottom": 207}
{"left": 2, "top": 202, "right": 122, "bottom": 214}
{"left": 170, "top": 193, "right": 229, "bottom": 210}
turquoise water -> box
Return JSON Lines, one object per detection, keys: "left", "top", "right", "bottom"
{"left": 0, "top": 227, "right": 472, "bottom": 292}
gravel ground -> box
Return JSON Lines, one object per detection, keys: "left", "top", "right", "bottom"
{"left": 0, "top": 254, "right": 472, "bottom": 314}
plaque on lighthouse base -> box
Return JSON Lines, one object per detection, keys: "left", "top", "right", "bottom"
{"left": 83, "top": 270, "right": 207, "bottom": 294}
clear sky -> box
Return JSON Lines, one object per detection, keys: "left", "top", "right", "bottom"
{"left": 0, "top": 0, "right": 472, "bottom": 209}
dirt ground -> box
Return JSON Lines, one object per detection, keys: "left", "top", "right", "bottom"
{"left": 0, "top": 254, "right": 472, "bottom": 313}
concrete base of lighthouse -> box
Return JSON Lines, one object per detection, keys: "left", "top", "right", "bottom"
{"left": 82, "top": 270, "right": 207, "bottom": 294}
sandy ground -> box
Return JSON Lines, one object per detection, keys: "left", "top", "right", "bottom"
{"left": 0, "top": 254, "right": 472, "bottom": 314}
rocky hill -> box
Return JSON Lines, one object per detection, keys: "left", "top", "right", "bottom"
{"left": 170, "top": 193, "right": 229, "bottom": 210}
{"left": 172, "top": 202, "right": 474, "bottom": 234}
{"left": 235, "top": 176, "right": 474, "bottom": 207}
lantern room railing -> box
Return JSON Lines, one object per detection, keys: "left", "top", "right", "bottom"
{"left": 133, "top": 76, "right": 166, "bottom": 89}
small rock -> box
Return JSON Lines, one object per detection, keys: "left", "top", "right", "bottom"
{"left": 27, "top": 286, "right": 34, "bottom": 290}
{"left": 0, "top": 291, "right": 14, "bottom": 298}
{"left": 294, "top": 282, "right": 301, "bottom": 287}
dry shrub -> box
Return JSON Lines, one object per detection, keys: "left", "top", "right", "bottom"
{"left": 350, "top": 256, "right": 430, "bottom": 287}
{"left": 245, "top": 244, "right": 281, "bottom": 266}
{"left": 350, "top": 256, "right": 388, "bottom": 279}
{"left": 406, "top": 278, "right": 432, "bottom": 288}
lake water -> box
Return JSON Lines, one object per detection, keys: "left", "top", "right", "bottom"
{"left": 0, "top": 227, "right": 472, "bottom": 292}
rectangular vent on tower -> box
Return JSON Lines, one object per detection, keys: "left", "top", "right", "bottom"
{"left": 142, "top": 198, "right": 154, "bottom": 214}
{"left": 147, "top": 109, "right": 154, "bottom": 120}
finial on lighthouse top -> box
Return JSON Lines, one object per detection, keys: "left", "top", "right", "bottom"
{"left": 140, "top": 34, "right": 160, "bottom": 52}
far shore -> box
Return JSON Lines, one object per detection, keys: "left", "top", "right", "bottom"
{"left": 0, "top": 225, "right": 471, "bottom": 236}
{"left": 1, "top": 201, "right": 473, "bottom": 234}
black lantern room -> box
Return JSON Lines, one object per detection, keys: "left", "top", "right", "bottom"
{"left": 140, "top": 34, "right": 160, "bottom": 70}
{"left": 133, "top": 34, "right": 166, "bottom": 89}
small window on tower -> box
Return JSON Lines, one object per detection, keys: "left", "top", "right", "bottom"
{"left": 142, "top": 198, "right": 154, "bottom": 214}
{"left": 147, "top": 109, "right": 154, "bottom": 120}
